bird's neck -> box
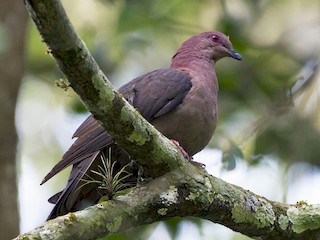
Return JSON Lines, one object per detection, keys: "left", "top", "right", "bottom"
{"left": 170, "top": 50, "right": 215, "bottom": 71}
{"left": 170, "top": 51, "right": 219, "bottom": 93}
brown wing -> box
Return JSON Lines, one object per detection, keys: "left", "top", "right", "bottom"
{"left": 120, "top": 68, "right": 192, "bottom": 121}
{"left": 44, "top": 68, "right": 192, "bottom": 219}
{"left": 42, "top": 68, "right": 192, "bottom": 184}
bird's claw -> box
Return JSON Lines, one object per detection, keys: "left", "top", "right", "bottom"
{"left": 190, "top": 160, "right": 206, "bottom": 168}
{"left": 171, "top": 140, "right": 191, "bottom": 160}
{"left": 171, "top": 140, "right": 206, "bottom": 168}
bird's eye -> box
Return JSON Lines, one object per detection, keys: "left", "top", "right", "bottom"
{"left": 210, "top": 35, "right": 220, "bottom": 43}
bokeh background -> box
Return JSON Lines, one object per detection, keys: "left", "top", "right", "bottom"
{"left": 1, "top": 0, "right": 320, "bottom": 239}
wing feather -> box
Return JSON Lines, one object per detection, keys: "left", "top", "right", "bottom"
{"left": 44, "top": 68, "right": 192, "bottom": 218}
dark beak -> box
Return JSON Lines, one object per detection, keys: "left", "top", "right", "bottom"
{"left": 228, "top": 49, "right": 242, "bottom": 61}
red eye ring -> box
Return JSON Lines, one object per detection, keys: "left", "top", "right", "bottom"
{"left": 210, "top": 35, "right": 220, "bottom": 43}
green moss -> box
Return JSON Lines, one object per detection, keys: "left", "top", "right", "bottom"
{"left": 158, "top": 208, "right": 168, "bottom": 216}
{"left": 92, "top": 72, "right": 115, "bottom": 108}
{"left": 98, "top": 196, "right": 109, "bottom": 203}
{"left": 127, "top": 131, "right": 148, "bottom": 145}
{"left": 186, "top": 191, "right": 198, "bottom": 201}
{"left": 113, "top": 188, "right": 133, "bottom": 198}
{"left": 64, "top": 212, "right": 77, "bottom": 224}
{"left": 296, "top": 200, "right": 309, "bottom": 208}
{"left": 185, "top": 175, "right": 214, "bottom": 205}
{"left": 20, "top": 237, "right": 34, "bottom": 240}
{"left": 120, "top": 107, "right": 150, "bottom": 145}
{"left": 106, "top": 216, "right": 122, "bottom": 233}
{"left": 287, "top": 205, "right": 320, "bottom": 233}
{"left": 120, "top": 106, "right": 131, "bottom": 122}
{"left": 279, "top": 214, "right": 289, "bottom": 230}
{"left": 231, "top": 196, "right": 275, "bottom": 229}
{"left": 200, "top": 177, "right": 214, "bottom": 204}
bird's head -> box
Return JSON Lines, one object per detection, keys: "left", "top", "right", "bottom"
{"left": 173, "top": 31, "right": 242, "bottom": 64}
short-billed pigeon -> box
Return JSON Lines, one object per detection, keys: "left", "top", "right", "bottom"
{"left": 42, "top": 31, "right": 242, "bottom": 219}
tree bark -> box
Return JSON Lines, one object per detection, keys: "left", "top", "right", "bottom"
{"left": 17, "top": 0, "right": 320, "bottom": 239}
{"left": 0, "top": 1, "right": 28, "bottom": 239}
{"left": 14, "top": 166, "right": 320, "bottom": 240}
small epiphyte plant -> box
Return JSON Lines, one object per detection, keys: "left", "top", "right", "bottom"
{"left": 77, "top": 148, "right": 133, "bottom": 199}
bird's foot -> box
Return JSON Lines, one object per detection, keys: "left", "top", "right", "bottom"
{"left": 171, "top": 140, "right": 191, "bottom": 160}
{"left": 190, "top": 160, "right": 206, "bottom": 168}
{"left": 171, "top": 140, "right": 206, "bottom": 168}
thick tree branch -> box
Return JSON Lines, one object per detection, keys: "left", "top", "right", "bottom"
{"left": 16, "top": 165, "right": 320, "bottom": 239}
{"left": 18, "top": 0, "right": 320, "bottom": 239}
{"left": 24, "top": 0, "right": 187, "bottom": 177}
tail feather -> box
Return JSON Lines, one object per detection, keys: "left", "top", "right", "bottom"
{"left": 47, "top": 151, "right": 100, "bottom": 220}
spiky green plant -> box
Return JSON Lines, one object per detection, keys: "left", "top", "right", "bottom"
{"left": 77, "top": 148, "right": 133, "bottom": 199}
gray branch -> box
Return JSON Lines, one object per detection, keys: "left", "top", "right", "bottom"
{"left": 16, "top": 0, "right": 320, "bottom": 239}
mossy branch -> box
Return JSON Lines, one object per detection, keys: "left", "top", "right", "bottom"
{"left": 15, "top": 164, "right": 320, "bottom": 239}
{"left": 24, "top": 0, "right": 187, "bottom": 177}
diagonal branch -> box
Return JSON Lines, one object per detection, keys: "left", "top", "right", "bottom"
{"left": 24, "top": 0, "right": 187, "bottom": 177}
{"left": 17, "top": 0, "right": 320, "bottom": 239}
